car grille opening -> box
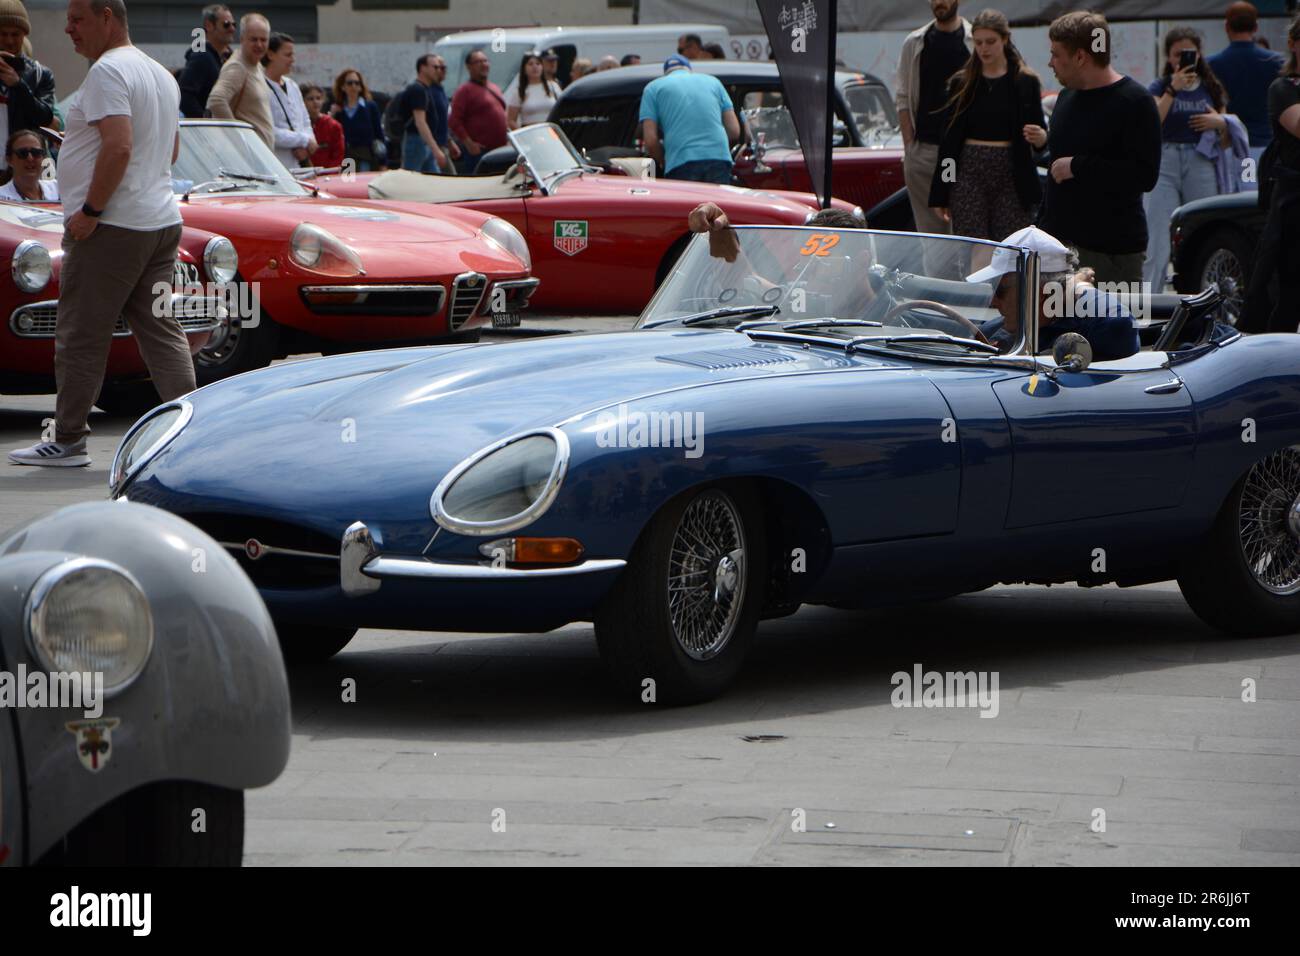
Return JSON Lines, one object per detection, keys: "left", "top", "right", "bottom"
{"left": 300, "top": 284, "right": 447, "bottom": 317}
{"left": 181, "top": 513, "right": 341, "bottom": 590}
{"left": 449, "top": 272, "right": 487, "bottom": 330}
{"left": 10, "top": 303, "right": 219, "bottom": 338}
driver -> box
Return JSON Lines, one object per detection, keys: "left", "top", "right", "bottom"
{"left": 967, "top": 226, "right": 1140, "bottom": 360}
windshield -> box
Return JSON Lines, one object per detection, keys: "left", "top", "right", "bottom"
{"left": 743, "top": 107, "right": 799, "bottom": 149}
{"left": 639, "top": 226, "right": 1028, "bottom": 355}
{"left": 439, "top": 41, "right": 558, "bottom": 97}
{"left": 844, "top": 83, "right": 899, "bottom": 145}
{"left": 173, "top": 123, "right": 309, "bottom": 196}
{"left": 508, "top": 123, "right": 585, "bottom": 191}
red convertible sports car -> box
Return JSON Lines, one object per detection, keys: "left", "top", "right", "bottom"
{"left": 173, "top": 120, "right": 536, "bottom": 381}
{"left": 315, "top": 123, "right": 860, "bottom": 314}
{"left": 0, "top": 200, "right": 224, "bottom": 417}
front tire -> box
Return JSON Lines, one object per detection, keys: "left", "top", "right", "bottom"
{"left": 39, "top": 781, "right": 243, "bottom": 866}
{"left": 195, "top": 314, "right": 280, "bottom": 386}
{"left": 1178, "top": 446, "right": 1300, "bottom": 634}
{"left": 275, "top": 624, "right": 357, "bottom": 664}
{"left": 594, "top": 485, "right": 765, "bottom": 705}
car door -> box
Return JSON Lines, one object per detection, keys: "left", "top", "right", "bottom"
{"left": 991, "top": 360, "right": 1197, "bottom": 528}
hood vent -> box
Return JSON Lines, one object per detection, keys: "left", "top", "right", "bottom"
{"left": 657, "top": 347, "right": 800, "bottom": 372}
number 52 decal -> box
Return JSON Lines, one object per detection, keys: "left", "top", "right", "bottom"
{"left": 799, "top": 233, "right": 841, "bottom": 257}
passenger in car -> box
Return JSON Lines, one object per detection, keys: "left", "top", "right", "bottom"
{"left": 968, "top": 225, "right": 1141, "bottom": 360}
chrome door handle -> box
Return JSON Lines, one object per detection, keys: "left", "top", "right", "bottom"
{"left": 1144, "top": 379, "right": 1184, "bottom": 394}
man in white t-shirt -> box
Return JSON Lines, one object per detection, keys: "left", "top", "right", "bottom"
{"left": 9, "top": 0, "right": 195, "bottom": 468}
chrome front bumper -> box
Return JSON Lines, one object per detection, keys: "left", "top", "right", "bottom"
{"left": 339, "top": 521, "right": 625, "bottom": 597}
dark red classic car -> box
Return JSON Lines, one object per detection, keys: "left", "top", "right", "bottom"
{"left": 0, "top": 200, "right": 224, "bottom": 416}
{"left": 314, "top": 123, "right": 859, "bottom": 314}
{"left": 172, "top": 120, "right": 536, "bottom": 381}
{"left": 545, "top": 60, "right": 904, "bottom": 213}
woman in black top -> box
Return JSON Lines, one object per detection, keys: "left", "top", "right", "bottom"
{"left": 928, "top": 9, "right": 1044, "bottom": 273}
{"left": 1243, "top": 14, "right": 1300, "bottom": 333}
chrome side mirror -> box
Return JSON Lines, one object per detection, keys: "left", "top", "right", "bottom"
{"left": 1050, "top": 332, "right": 1092, "bottom": 377}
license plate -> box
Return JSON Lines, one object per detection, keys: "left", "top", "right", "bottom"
{"left": 491, "top": 313, "right": 521, "bottom": 329}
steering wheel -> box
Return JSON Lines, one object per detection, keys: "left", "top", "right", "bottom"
{"left": 883, "top": 299, "right": 990, "bottom": 344}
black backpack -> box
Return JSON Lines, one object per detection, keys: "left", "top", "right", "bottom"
{"left": 384, "top": 90, "right": 412, "bottom": 142}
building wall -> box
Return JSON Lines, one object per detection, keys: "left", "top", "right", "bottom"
{"left": 317, "top": 0, "right": 634, "bottom": 44}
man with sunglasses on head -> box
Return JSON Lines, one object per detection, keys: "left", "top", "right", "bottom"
{"left": 178, "top": 4, "right": 233, "bottom": 118}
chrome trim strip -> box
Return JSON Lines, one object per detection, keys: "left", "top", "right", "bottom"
{"left": 430, "top": 427, "right": 571, "bottom": 536}
{"left": 109, "top": 400, "right": 193, "bottom": 495}
{"left": 216, "top": 541, "right": 338, "bottom": 561}
{"left": 362, "top": 555, "right": 626, "bottom": 581}
{"left": 299, "top": 284, "right": 447, "bottom": 294}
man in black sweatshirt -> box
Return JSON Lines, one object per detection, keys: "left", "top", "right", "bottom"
{"left": 178, "top": 4, "right": 234, "bottom": 118}
{"left": 1027, "top": 12, "right": 1160, "bottom": 285}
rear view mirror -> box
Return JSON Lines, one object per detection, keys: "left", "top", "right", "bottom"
{"left": 1051, "top": 332, "right": 1092, "bottom": 375}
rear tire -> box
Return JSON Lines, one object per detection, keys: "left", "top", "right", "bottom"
{"left": 39, "top": 781, "right": 243, "bottom": 866}
{"left": 1190, "top": 226, "right": 1252, "bottom": 325}
{"left": 275, "top": 624, "right": 357, "bottom": 664}
{"left": 594, "top": 484, "right": 765, "bottom": 705}
{"left": 1178, "top": 446, "right": 1300, "bottom": 634}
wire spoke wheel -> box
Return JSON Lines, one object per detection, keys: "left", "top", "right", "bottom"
{"left": 1238, "top": 446, "right": 1300, "bottom": 595}
{"left": 666, "top": 490, "right": 746, "bottom": 661}
{"left": 1201, "top": 248, "right": 1244, "bottom": 324}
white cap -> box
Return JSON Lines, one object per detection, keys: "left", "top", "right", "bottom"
{"left": 966, "top": 226, "right": 1072, "bottom": 284}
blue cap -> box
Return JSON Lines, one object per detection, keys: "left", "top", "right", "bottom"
{"left": 663, "top": 55, "right": 691, "bottom": 73}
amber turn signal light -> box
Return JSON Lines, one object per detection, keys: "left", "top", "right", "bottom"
{"left": 479, "top": 537, "right": 584, "bottom": 565}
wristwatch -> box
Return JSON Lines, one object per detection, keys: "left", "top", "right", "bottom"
{"left": 81, "top": 202, "right": 103, "bottom": 218}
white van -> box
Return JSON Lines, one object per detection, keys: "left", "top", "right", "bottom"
{"left": 434, "top": 24, "right": 729, "bottom": 95}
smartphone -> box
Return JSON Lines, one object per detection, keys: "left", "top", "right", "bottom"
{"left": 1179, "top": 49, "right": 1198, "bottom": 70}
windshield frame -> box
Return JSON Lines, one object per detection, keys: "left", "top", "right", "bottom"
{"left": 506, "top": 122, "right": 590, "bottom": 195}
{"left": 175, "top": 120, "right": 311, "bottom": 198}
{"left": 637, "top": 224, "right": 1040, "bottom": 361}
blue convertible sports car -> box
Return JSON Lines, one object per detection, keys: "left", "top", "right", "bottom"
{"left": 110, "top": 225, "right": 1300, "bottom": 703}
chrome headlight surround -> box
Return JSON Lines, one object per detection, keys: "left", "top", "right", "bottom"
{"left": 109, "top": 400, "right": 193, "bottom": 495}
{"left": 289, "top": 222, "right": 365, "bottom": 276}
{"left": 480, "top": 216, "right": 531, "bottom": 272}
{"left": 203, "top": 235, "right": 239, "bottom": 285}
{"left": 25, "top": 557, "right": 154, "bottom": 697}
{"left": 430, "top": 427, "right": 570, "bottom": 536}
{"left": 12, "top": 238, "right": 52, "bottom": 293}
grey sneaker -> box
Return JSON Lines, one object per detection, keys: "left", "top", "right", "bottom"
{"left": 8, "top": 439, "right": 91, "bottom": 467}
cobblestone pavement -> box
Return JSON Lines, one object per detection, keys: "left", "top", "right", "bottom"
{"left": 4, "top": 322, "right": 1298, "bottom": 865}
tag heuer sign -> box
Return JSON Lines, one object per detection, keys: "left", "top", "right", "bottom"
{"left": 553, "top": 220, "right": 588, "bottom": 256}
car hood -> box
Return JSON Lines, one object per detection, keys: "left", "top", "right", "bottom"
{"left": 129, "top": 330, "right": 900, "bottom": 550}
{"left": 180, "top": 195, "right": 485, "bottom": 245}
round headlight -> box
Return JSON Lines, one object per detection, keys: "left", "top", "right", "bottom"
{"left": 480, "top": 217, "right": 531, "bottom": 272}
{"left": 203, "top": 235, "right": 239, "bottom": 285}
{"left": 12, "top": 239, "right": 52, "bottom": 293}
{"left": 432, "top": 428, "right": 568, "bottom": 535}
{"left": 289, "top": 222, "right": 364, "bottom": 276}
{"left": 26, "top": 558, "right": 153, "bottom": 695}
{"left": 109, "top": 401, "right": 192, "bottom": 492}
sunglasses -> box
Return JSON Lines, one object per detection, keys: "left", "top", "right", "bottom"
{"left": 221, "top": 19, "right": 234, "bottom": 27}
{"left": 12, "top": 147, "right": 45, "bottom": 159}
{"left": 344, "top": 79, "right": 361, "bottom": 85}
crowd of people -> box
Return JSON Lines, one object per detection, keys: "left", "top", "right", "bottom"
{"left": 896, "top": 0, "right": 1298, "bottom": 331}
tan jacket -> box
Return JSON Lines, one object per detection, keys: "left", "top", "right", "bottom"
{"left": 206, "top": 55, "right": 275, "bottom": 149}
{"left": 894, "top": 17, "right": 974, "bottom": 121}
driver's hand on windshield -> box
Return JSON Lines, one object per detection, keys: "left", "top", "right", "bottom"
{"left": 688, "top": 202, "right": 740, "bottom": 263}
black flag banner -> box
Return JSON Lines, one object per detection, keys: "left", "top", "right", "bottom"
{"left": 755, "top": 0, "right": 837, "bottom": 209}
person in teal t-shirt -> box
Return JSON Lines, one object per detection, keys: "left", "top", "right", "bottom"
{"left": 638, "top": 56, "right": 739, "bottom": 183}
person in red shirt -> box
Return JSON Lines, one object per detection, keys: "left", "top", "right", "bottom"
{"left": 302, "top": 82, "right": 344, "bottom": 168}
{"left": 449, "top": 47, "right": 506, "bottom": 173}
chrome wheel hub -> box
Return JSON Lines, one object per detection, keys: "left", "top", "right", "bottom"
{"left": 1239, "top": 447, "right": 1300, "bottom": 594}
{"left": 198, "top": 317, "right": 240, "bottom": 367}
{"left": 667, "top": 491, "right": 746, "bottom": 661}
{"left": 1202, "top": 249, "right": 1244, "bottom": 325}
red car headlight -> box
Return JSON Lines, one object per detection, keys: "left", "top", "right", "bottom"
{"left": 290, "top": 223, "right": 365, "bottom": 277}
